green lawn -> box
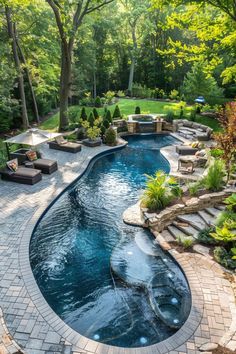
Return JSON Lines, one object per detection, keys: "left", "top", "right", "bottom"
{"left": 40, "top": 98, "right": 221, "bottom": 132}
{"left": 40, "top": 99, "right": 184, "bottom": 130}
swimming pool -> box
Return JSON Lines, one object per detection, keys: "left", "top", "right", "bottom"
{"left": 30, "top": 134, "right": 191, "bottom": 348}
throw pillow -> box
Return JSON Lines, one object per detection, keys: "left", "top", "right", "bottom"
{"left": 7, "top": 158, "right": 18, "bottom": 172}
{"left": 26, "top": 150, "right": 37, "bottom": 161}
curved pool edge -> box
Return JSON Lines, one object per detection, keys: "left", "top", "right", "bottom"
{"left": 19, "top": 138, "right": 204, "bottom": 354}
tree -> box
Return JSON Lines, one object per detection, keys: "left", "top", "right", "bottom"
{"left": 214, "top": 102, "right": 236, "bottom": 181}
{"left": 182, "top": 62, "right": 223, "bottom": 102}
{"left": 5, "top": 5, "right": 29, "bottom": 129}
{"left": 46, "top": 0, "right": 114, "bottom": 131}
{"left": 113, "top": 105, "right": 121, "bottom": 118}
{"left": 120, "top": 0, "right": 150, "bottom": 94}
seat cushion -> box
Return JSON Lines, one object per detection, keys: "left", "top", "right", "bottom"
{"left": 14, "top": 167, "right": 41, "bottom": 177}
{"left": 34, "top": 159, "right": 56, "bottom": 168}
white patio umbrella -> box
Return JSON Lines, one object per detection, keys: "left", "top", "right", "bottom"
{"left": 4, "top": 128, "right": 62, "bottom": 158}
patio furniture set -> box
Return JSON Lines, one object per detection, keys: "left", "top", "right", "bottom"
{"left": 173, "top": 119, "right": 213, "bottom": 141}
{"left": 0, "top": 131, "right": 82, "bottom": 185}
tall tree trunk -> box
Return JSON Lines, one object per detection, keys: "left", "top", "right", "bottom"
{"left": 5, "top": 6, "right": 29, "bottom": 130}
{"left": 128, "top": 26, "right": 137, "bottom": 96}
{"left": 59, "top": 43, "right": 72, "bottom": 131}
{"left": 128, "top": 56, "right": 135, "bottom": 94}
{"left": 14, "top": 26, "right": 40, "bottom": 124}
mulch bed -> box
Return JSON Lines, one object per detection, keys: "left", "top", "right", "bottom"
{"left": 212, "top": 345, "right": 235, "bottom": 354}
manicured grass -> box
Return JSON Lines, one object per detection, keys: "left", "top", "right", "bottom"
{"left": 38, "top": 98, "right": 221, "bottom": 132}
{"left": 39, "top": 98, "right": 184, "bottom": 131}
{"left": 194, "top": 115, "right": 221, "bottom": 132}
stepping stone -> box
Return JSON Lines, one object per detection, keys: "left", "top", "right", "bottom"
{"left": 215, "top": 204, "right": 225, "bottom": 211}
{"left": 199, "top": 342, "right": 218, "bottom": 351}
{"left": 172, "top": 220, "right": 199, "bottom": 238}
{"left": 161, "top": 229, "right": 175, "bottom": 243}
{"left": 197, "top": 210, "right": 215, "bottom": 226}
{"left": 177, "top": 213, "right": 207, "bottom": 231}
{"left": 193, "top": 244, "right": 211, "bottom": 256}
{"left": 204, "top": 207, "right": 222, "bottom": 217}
{"left": 167, "top": 225, "right": 194, "bottom": 242}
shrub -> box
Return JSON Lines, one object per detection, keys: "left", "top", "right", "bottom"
{"left": 177, "top": 236, "right": 194, "bottom": 248}
{"left": 135, "top": 106, "right": 141, "bottom": 114}
{"left": 202, "top": 159, "right": 226, "bottom": 192}
{"left": 68, "top": 109, "right": 78, "bottom": 123}
{"left": 100, "top": 124, "right": 106, "bottom": 136}
{"left": 189, "top": 108, "right": 196, "bottom": 121}
{"left": 105, "top": 109, "right": 112, "bottom": 123}
{"left": 113, "top": 105, "right": 121, "bottom": 119}
{"left": 88, "top": 112, "right": 95, "bottom": 127}
{"left": 169, "top": 89, "right": 179, "bottom": 100}
{"left": 141, "top": 171, "right": 182, "bottom": 211}
{"left": 210, "top": 220, "right": 236, "bottom": 243}
{"left": 117, "top": 90, "right": 125, "bottom": 97}
{"left": 165, "top": 110, "right": 174, "bottom": 123}
{"left": 103, "top": 119, "right": 110, "bottom": 129}
{"left": 153, "top": 88, "right": 165, "bottom": 99}
{"left": 77, "top": 127, "right": 86, "bottom": 140}
{"left": 210, "top": 148, "right": 224, "bottom": 158}
{"left": 103, "top": 91, "right": 115, "bottom": 104}
{"left": 87, "top": 126, "right": 101, "bottom": 141}
{"left": 213, "top": 246, "right": 236, "bottom": 269}
{"left": 95, "top": 96, "right": 102, "bottom": 108}
{"left": 224, "top": 193, "right": 236, "bottom": 212}
{"left": 198, "top": 227, "right": 217, "bottom": 245}
{"left": 0, "top": 115, "right": 11, "bottom": 132}
{"left": 216, "top": 210, "right": 236, "bottom": 227}
{"left": 93, "top": 108, "right": 99, "bottom": 119}
{"left": 80, "top": 107, "right": 87, "bottom": 121}
{"left": 187, "top": 181, "right": 202, "bottom": 196}
{"left": 105, "top": 127, "right": 117, "bottom": 146}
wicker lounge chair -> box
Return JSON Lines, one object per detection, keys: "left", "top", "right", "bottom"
{"left": 10, "top": 150, "right": 58, "bottom": 174}
{"left": 48, "top": 139, "right": 82, "bottom": 153}
{"left": 0, "top": 166, "right": 42, "bottom": 185}
{"left": 176, "top": 146, "right": 199, "bottom": 155}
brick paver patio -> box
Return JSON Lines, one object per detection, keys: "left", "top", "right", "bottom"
{"left": 0, "top": 140, "right": 235, "bottom": 354}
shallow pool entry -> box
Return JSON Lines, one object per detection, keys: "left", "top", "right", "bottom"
{"left": 30, "top": 134, "right": 191, "bottom": 348}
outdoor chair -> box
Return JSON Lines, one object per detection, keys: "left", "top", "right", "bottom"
{"left": 10, "top": 150, "right": 58, "bottom": 175}
{"left": 48, "top": 136, "right": 82, "bottom": 153}
{"left": 0, "top": 158, "right": 42, "bottom": 185}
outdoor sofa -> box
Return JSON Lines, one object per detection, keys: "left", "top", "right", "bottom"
{"left": 0, "top": 166, "right": 42, "bottom": 185}
{"left": 173, "top": 120, "right": 213, "bottom": 141}
{"left": 10, "top": 149, "right": 58, "bottom": 174}
{"left": 48, "top": 138, "right": 82, "bottom": 153}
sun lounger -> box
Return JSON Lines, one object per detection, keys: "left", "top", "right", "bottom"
{"left": 48, "top": 140, "right": 82, "bottom": 153}
{"left": 0, "top": 166, "right": 42, "bottom": 185}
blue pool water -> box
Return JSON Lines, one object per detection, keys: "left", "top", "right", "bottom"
{"left": 30, "top": 134, "right": 191, "bottom": 348}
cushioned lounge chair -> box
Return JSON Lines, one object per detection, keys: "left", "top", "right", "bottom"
{"left": 10, "top": 150, "right": 58, "bottom": 174}
{"left": 26, "top": 159, "right": 58, "bottom": 174}
{"left": 176, "top": 146, "right": 199, "bottom": 155}
{"left": 0, "top": 167, "right": 42, "bottom": 185}
{"left": 48, "top": 140, "right": 82, "bottom": 153}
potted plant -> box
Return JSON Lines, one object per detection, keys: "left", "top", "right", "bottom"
{"left": 82, "top": 120, "right": 102, "bottom": 147}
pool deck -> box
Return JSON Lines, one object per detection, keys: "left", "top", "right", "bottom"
{"left": 0, "top": 138, "right": 236, "bottom": 354}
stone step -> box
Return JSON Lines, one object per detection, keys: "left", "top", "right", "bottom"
{"left": 177, "top": 213, "right": 207, "bottom": 231}
{"left": 197, "top": 210, "right": 215, "bottom": 226}
{"left": 204, "top": 207, "right": 222, "bottom": 217}
{"left": 161, "top": 229, "right": 175, "bottom": 243}
{"left": 172, "top": 220, "right": 199, "bottom": 238}
{"left": 215, "top": 204, "right": 225, "bottom": 211}
{"left": 167, "top": 225, "right": 195, "bottom": 241}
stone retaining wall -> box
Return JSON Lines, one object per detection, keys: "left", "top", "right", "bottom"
{"left": 142, "top": 189, "right": 235, "bottom": 231}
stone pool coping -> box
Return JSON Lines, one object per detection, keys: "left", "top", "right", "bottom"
{"left": 0, "top": 133, "right": 235, "bottom": 354}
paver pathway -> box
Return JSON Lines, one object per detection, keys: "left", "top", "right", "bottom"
{"left": 0, "top": 141, "right": 235, "bottom": 354}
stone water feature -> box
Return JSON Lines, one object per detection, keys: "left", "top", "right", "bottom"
{"left": 127, "top": 114, "right": 166, "bottom": 133}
